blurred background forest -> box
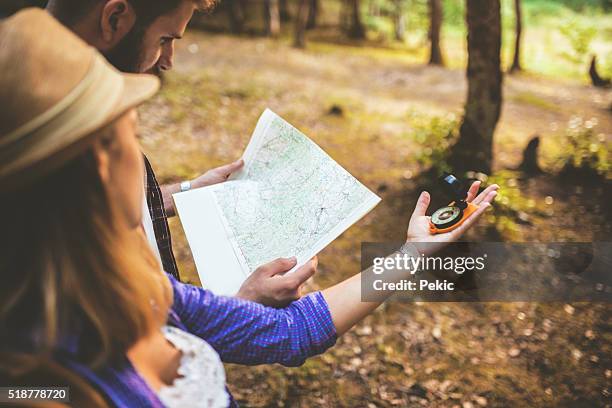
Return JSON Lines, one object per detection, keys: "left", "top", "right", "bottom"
{"left": 4, "top": 0, "right": 611, "bottom": 406}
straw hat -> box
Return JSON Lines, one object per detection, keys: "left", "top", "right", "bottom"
{"left": 0, "top": 8, "right": 160, "bottom": 187}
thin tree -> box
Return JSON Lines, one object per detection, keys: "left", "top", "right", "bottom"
{"left": 448, "top": 0, "right": 503, "bottom": 175}
{"left": 306, "top": 0, "right": 319, "bottom": 29}
{"left": 279, "top": 0, "right": 290, "bottom": 22}
{"left": 226, "top": 0, "right": 246, "bottom": 34}
{"left": 294, "top": 0, "right": 310, "bottom": 48}
{"left": 510, "top": 0, "right": 523, "bottom": 72}
{"left": 428, "top": 0, "right": 444, "bottom": 65}
{"left": 263, "top": 0, "right": 281, "bottom": 37}
{"left": 346, "top": 0, "right": 365, "bottom": 39}
{"left": 392, "top": 0, "right": 406, "bottom": 42}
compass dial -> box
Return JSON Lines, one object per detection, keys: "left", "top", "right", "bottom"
{"left": 431, "top": 205, "right": 462, "bottom": 228}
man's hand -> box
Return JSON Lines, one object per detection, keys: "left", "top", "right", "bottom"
{"left": 161, "top": 159, "right": 244, "bottom": 217}
{"left": 236, "top": 257, "right": 318, "bottom": 307}
{"left": 191, "top": 159, "right": 244, "bottom": 189}
{"left": 322, "top": 182, "right": 499, "bottom": 336}
{"left": 406, "top": 181, "right": 499, "bottom": 256}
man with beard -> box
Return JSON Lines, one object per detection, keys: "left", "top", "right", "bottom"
{"left": 46, "top": 0, "right": 316, "bottom": 307}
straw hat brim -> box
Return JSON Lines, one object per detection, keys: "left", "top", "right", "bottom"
{"left": 110, "top": 72, "right": 160, "bottom": 125}
{"left": 1, "top": 55, "right": 160, "bottom": 189}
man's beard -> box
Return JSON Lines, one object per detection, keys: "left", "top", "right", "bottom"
{"left": 104, "top": 24, "right": 149, "bottom": 74}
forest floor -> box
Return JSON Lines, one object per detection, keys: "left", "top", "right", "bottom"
{"left": 138, "top": 31, "right": 611, "bottom": 407}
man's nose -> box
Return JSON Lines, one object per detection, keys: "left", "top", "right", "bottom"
{"left": 159, "top": 44, "right": 175, "bottom": 71}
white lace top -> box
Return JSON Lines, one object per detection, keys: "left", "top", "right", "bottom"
{"left": 157, "top": 326, "right": 229, "bottom": 408}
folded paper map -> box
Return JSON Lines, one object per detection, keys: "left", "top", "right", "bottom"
{"left": 173, "top": 109, "right": 381, "bottom": 295}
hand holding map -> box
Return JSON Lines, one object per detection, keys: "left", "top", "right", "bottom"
{"left": 173, "top": 109, "right": 381, "bottom": 295}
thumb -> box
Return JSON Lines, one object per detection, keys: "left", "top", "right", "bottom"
{"left": 216, "top": 159, "right": 244, "bottom": 175}
{"left": 226, "top": 158, "right": 244, "bottom": 172}
{"left": 261, "top": 257, "right": 297, "bottom": 277}
{"left": 411, "top": 191, "right": 431, "bottom": 218}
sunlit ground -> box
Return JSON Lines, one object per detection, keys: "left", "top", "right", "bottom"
{"left": 137, "top": 16, "right": 611, "bottom": 407}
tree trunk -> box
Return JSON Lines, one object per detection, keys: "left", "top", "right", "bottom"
{"left": 226, "top": 0, "right": 246, "bottom": 34}
{"left": 428, "top": 0, "right": 444, "bottom": 65}
{"left": 589, "top": 55, "right": 611, "bottom": 88}
{"left": 264, "top": 0, "right": 281, "bottom": 37}
{"left": 510, "top": 0, "right": 523, "bottom": 72}
{"left": 279, "top": 0, "right": 290, "bottom": 22}
{"left": 294, "top": 0, "right": 310, "bottom": 48}
{"left": 306, "top": 0, "right": 319, "bottom": 29}
{"left": 448, "top": 0, "right": 502, "bottom": 176}
{"left": 346, "top": 0, "right": 365, "bottom": 39}
{"left": 340, "top": 0, "right": 350, "bottom": 31}
{"left": 393, "top": 0, "right": 406, "bottom": 41}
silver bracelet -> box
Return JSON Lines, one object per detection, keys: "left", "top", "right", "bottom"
{"left": 399, "top": 241, "right": 419, "bottom": 256}
{"left": 180, "top": 180, "right": 192, "bottom": 192}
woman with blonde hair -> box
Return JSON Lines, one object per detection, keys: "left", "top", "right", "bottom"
{"left": 0, "top": 9, "right": 497, "bottom": 408}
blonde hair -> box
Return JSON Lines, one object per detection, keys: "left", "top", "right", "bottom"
{"left": 0, "top": 143, "right": 172, "bottom": 368}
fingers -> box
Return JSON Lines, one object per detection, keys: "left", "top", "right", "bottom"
{"left": 472, "top": 184, "right": 499, "bottom": 205}
{"left": 450, "top": 202, "right": 490, "bottom": 239}
{"left": 450, "top": 190, "right": 497, "bottom": 238}
{"left": 216, "top": 159, "right": 244, "bottom": 177}
{"left": 411, "top": 191, "right": 431, "bottom": 219}
{"left": 465, "top": 181, "right": 481, "bottom": 203}
{"left": 475, "top": 189, "right": 498, "bottom": 207}
{"left": 257, "top": 257, "right": 297, "bottom": 277}
{"left": 286, "top": 257, "right": 317, "bottom": 288}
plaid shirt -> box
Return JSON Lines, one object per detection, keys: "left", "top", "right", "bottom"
{"left": 56, "top": 274, "right": 338, "bottom": 407}
{"left": 144, "top": 155, "right": 180, "bottom": 280}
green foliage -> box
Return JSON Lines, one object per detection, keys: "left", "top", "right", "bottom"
{"left": 404, "top": 0, "right": 430, "bottom": 37}
{"left": 368, "top": 0, "right": 399, "bottom": 15}
{"left": 601, "top": 52, "right": 612, "bottom": 78}
{"left": 363, "top": 14, "right": 393, "bottom": 38}
{"left": 523, "top": 0, "right": 568, "bottom": 19}
{"left": 442, "top": 0, "right": 465, "bottom": 28}
{"left": 410, "top": 112, "right": 459, "bottom": 173}
{"left": 511, "top": 92, "right": 560, "bottom": 112}
{"left": 549, "top": 0, "right": 611, "bottom": 12}
{"left": 512, "top": 0, "right": 609, "bottom": 20}
{"left": 486, "top": 171, "right": 534, "bottom": 239}
{"left": 559, "top": 19, "right": 598, "bottom": 64}
{"left": 557, "top": 117, "right": 611, "bottom": 177}
{"left": 361, "top": 0, "right": 430, "bottom": 43}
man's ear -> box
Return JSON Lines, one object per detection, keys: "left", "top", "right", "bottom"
{"left": 100, "top": 0, "right": 136, "bottom": 47}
